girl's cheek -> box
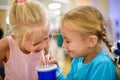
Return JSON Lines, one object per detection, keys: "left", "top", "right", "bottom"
{"left": 31, "top": 46, "right": 39, "bottom": 52}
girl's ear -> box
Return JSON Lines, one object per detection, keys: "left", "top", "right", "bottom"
{"left": 87, "top": 35, "right": 98, "bottom": 48}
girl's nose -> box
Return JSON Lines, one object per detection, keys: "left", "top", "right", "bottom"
{"left": 38, "top": 41, "right": 47, "bottom": 50}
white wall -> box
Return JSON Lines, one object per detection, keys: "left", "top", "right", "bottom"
{"left": 109, "top": 0, "right": 120, "bottom": 41}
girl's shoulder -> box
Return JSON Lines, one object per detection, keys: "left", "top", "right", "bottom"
{"left": 0, "top": 37, "right": 10, "bottom": 62}
{"left": 92, "top": 50, "right": 114, "bottom": 67}
{"left": 0, "top": 37, "right": 9, "bottom": 50}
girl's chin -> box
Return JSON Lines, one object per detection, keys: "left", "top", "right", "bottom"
{"left": 68, "top": 53, "right": 82, "bottom": 58}
{"left": 70, "top": 55, "right": 77, "bottom": 58}
{"left": 68, "top": 53, "right": 75, "bottom": 58}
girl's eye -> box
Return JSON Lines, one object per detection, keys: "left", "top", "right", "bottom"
{"left": 33, "top": 40, "right": 42, "bottom": 46}
{"left": 33, "top": 37, "right": 48, "bottom": 46}
{"left": 66, "top": 40, "right": 70, "bottom": 43}
{"left": 44, "top": 37, "right": 48, "bottom": 41}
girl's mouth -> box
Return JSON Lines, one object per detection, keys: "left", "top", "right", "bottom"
{"left": 34, "top": 50, "right": 42, "bottom": 53}
{"left": 68, "top": 50, "right": 72, "bottom": 54}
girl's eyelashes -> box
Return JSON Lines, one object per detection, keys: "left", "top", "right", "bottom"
{"left": 33, "top": 37, "right": 49, "bottom": 46}
{"left": 33, "top": 41, "right": 41, "bottom": 46}
{"left": 66, "top": 41, "right": 70, "bottom": 43}
{"left": 44, "top": 37, "right": 48, "bottom": 41}
{"left": 64, "top": 39, "right": 71, "bottom": 43}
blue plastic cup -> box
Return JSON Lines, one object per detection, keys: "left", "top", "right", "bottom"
{"left": 36, "top": 64, "right": 57, "bottom": 80}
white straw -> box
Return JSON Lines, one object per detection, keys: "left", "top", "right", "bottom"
{"left": 47, "top": 48, "right": 51, "bottom": 61}
{"left": 41, "top": 50, "right": 46, "bottom": 66}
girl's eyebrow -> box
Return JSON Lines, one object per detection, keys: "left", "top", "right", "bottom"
{"left": 63, "top": 36, "right": 69, "bottom": 40}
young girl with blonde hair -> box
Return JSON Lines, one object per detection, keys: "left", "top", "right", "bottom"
{"left": 47, "top": 6, "right": 119, "bottom": 80}
{"left": 0, "top": 0, "right": 49, "bottom": 80}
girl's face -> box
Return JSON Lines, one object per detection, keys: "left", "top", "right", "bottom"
{"left": 19, "top": 24, "right": 49, "bottom": 54}
{"left": 61, "top": 26, "right": 89, "bottom": 58}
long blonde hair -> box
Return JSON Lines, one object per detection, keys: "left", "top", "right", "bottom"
{"left": 61, "top": 6, "right": 120, "bottom": 79}
{"left": 9, "top": 0, "right": 48, "bottom": 41}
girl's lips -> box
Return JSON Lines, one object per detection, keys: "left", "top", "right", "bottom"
{"left": 34, "top": 50, "right": 42, "bottom": 53}
{"left": 68, "top": 50, "right": 72, "bottom": 54}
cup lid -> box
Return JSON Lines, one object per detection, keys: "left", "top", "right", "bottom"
{"left": 36, "top": 64, "right": 57, "bottom": 71}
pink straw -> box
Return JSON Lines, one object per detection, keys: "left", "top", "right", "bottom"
{"left": 18, "top": 0, "right": 25, "bottom": 3}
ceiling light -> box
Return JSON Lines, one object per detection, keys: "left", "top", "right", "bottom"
{"left": 48, "top": 3, "right": 61, "bottom": 10}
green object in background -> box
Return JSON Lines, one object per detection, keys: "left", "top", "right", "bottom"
{"left": 57, "top": 34, "right": 63, "bottom": 47}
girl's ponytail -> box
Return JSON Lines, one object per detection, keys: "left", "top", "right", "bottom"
{"left": 9, "top": 0, "right": 26, "bottom": 5}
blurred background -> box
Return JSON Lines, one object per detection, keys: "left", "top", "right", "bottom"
{"left": 0, "top": 0, "right": 120, "bottom": 76}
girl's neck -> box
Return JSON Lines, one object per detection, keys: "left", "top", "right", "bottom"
{"left": 83, "top": 48, "right": 101, "bottom": 64}
{"left": 12, "top": 35, "right": 31, "bottom": 54}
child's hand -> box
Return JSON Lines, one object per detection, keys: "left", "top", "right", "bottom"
{"left": 111, "top": 40, "right": 120, "bottom": 67}
{"left": 39, "top": 58, "right": 44, "bottom": 66}
{"left": 39, "top": 54, "right": 58, "bottom": 66}
{"left": 46, "top": 55, "right": 59, "bottom": 66}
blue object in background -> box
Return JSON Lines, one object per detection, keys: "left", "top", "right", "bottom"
{"left": 57, "top": 33, "right": 63, "bottom": 47}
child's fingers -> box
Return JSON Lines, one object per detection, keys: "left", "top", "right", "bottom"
{"left": 44, "top": 54, "right": 51, "bottom": 64}
{"left": 45, "top": 53, "right": 53, "bottom": 60}
{"left": 39, "top": 59, "right": 44, "bottom": 66}
{"left": 48, "top": 56, "right": 56, "bottom": 64}
{"left": 44, "top": 54, "right": 58, "bottom": 66}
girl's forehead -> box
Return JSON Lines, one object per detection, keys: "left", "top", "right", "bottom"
{"left": 61, "top": 26, "right": 84, "bottom": 39}
{"left": 21, "top": 23, "right": 49, "bottom": 30}
{"left": 26, "top": 27, "right": 49, "bottom": 40}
